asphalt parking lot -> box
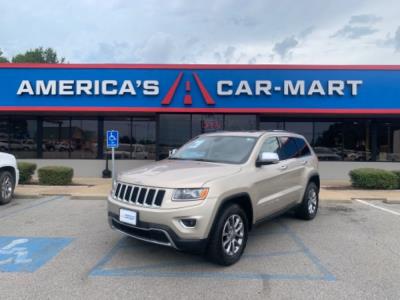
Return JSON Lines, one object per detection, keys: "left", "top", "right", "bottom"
{"left": 0, "top": 197, "right": 399, "bottom": 299}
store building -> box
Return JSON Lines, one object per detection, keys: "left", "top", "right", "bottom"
{"left": 0, "top": 64, "right": 400, "bottom": 179}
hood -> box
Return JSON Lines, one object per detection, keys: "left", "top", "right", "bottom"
{"left": 0, "top": 152, "right": 17, "bottom": 167}
{"left": 118, "top": 159, "right": 242, "bottom": 188}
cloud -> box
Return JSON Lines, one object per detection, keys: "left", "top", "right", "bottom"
{"left": 331, "top": 25, "right": 378, "bottom": 39}
{"left": 349, "top": 14, "right": 382, "bottom": 24}
{"left": 0, "top": 0, "right": 399, "bottom": 64}
{"left": 299, "top": 26, "right": 315, "bottom": 39}
{"left": 273, "top": 36, "right": 298, "bottom": 59}
{"left": 381, "top": 26, "right": 400, "bottom": 52}
{"left": 331, "top": 14, "right": 382, "bottom": 39}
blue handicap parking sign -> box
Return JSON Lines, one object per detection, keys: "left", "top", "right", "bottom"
{"left": 0, "top": 237, "right": 72, "bottom": 272}
{"left": 107, "top": 130, "right": 119, "bottom": 149}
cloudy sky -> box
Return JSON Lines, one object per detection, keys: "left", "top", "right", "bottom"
{"left": 0, "top": 0, "right": 399, "bottom": 64}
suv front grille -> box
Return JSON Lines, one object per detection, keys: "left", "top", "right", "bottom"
{"left": 114, "top": 182, "right": 166, "bottom": 207}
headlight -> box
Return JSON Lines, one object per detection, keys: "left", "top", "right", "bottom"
{"left": 172, "top": 188, "right": 209, "bottom": 201}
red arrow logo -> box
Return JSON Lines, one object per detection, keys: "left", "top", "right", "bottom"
{"left": 161, "top": 72, "right": 215, "bottom": 106}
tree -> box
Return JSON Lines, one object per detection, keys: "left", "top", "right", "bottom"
{"left": 0, "top": 49, "right": 9, "bottom": 63}
{"left": 11, "top": 47, "right": 65, "bottom": 63}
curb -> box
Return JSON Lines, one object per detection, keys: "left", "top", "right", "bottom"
{"left": 383, "top": 199, "right": 400, "bottom": 204}
{"left": 14, "top": 193, "right": 107, "bottom": 200}
{"left": 14, "top": 193, "right": 41, "bottom": 199}
{"left": 320, "top": 198, "right": 353, "bottom": 203}
{"left": 70, "top": 195, "right": 108, "bottom": 200}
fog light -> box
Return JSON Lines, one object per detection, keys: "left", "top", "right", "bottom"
{"left": 180, "top": 218, "right": 197, "bottom": 228}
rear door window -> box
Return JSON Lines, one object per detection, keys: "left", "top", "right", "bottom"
{"left": 294, "top": 138, "right": 311, "bottom": 157}
{"left": 278, "top": 137, "right": 299, "bottom": 160}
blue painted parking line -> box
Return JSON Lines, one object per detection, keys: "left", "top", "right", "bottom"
{"left": 0, "top": 236, "right": 73, "bottom": 272}
{"left": 90, "top": 222, "right": 336, "bottom": 281}
{"left": 0, "top": 196, "right": 64, "bottom": 220}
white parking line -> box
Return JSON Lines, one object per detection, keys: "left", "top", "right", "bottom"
{"left": 356, "top": 199, "right": 400, "bottom": 216}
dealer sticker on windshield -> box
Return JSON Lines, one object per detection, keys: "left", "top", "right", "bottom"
{"left": 119, "top": 209, "right": 137, "bottom": 226}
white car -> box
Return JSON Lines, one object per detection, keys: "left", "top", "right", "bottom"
{"left": 0, "top": 152, "right": 19, "bottom": 204}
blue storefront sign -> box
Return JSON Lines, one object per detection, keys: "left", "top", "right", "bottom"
{"left": 0, "top": 64, "right": 400, "bottom": 114}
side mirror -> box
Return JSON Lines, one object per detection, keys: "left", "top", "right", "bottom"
{"left": 169, "top": 148, "right": 178, "bottom": 157}
{"left": 256, "top": 152, "right": 279, "bottom": 167}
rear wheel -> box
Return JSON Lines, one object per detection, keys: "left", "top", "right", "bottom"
{"left": 206, "top": 204, "right": 248, "bottom": 266}
{"left": 0, "top": 171, "right": 14, "bottom": 205}
{"left": 296, "top": 182, "right": 319, "bottom": 220}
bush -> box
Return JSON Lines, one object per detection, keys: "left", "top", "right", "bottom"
{"left": 17, "top": 162, "right": 37, "bottom": 184}
{"left": 38, "top": 166, "right": 73, "bottom": 185}
{"left": 392, "top": 171, "right": 400, "bottom": 188}
{"left": 349, "top": 168, "right": 398, "bottom": 189}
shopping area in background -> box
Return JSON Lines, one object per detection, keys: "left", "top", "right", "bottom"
{"left": 1, "top": 114, "right": 399, "bottom": 162}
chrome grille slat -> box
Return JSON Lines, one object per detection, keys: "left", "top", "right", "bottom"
{"left": 114, "top": 182, "right": 165, "bottom": 207}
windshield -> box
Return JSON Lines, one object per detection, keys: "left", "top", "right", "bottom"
{"left": 170, "top": 135, "right": 257, "bottom": 164}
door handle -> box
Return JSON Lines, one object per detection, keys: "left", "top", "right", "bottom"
{"left": 279, "top": 165, "right": 288, "bottom": 170}
{"left": 300, "top": 160, "right": 307, "bottom": 165}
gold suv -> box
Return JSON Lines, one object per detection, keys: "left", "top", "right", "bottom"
{"left": 108, "top": 131, "right": 320, "bottom": 265}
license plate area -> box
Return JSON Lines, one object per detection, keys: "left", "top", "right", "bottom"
{"left": 119, "top": 208, "right": 137, "bottom": 226}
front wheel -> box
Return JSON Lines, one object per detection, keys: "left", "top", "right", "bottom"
{"left": 296, "top": 182, "right": 319, "bottom": 220}
{"left": 0, "top": 171, "right": 15, "bottom": 205}
{"left": 206, "top": 204, "right": 248, "bottom": 266}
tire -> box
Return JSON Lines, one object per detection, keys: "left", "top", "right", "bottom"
{"left": 0, "top": 171, "right": 14, "bottom": 205}
{"left": 296, "top": 182, "right": 319, "bottom": 220}
{"left": 206, "top": 204, "right": 248, "bottom": 266}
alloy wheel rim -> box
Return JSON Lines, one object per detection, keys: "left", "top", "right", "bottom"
{"left": 308, "top": 188, "right": 318, "bottom": 214}
{"left": 222, "top": 214, "right": 244, "bottom": 256}
{"left": 1, "top": 176, "right": 12, "bottom": 200}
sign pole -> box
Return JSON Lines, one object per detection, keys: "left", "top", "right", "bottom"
{"left": 111, "top": 147, "right": 115, "bottom": 183}
{"left": 106, "top": 130, "right": 119, "bottom": 184}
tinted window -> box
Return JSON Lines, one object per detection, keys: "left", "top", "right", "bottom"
{"left": 159, "top": 114, "right": 191, "bottom": 159}
{"left": 294, "top": 138, "right": 311, "bottom": 157}
{"left": 285, "top": 122, "right": 313, "bottom": 143}
{"left": 224, "top": 115, "right": 257, "bottom": 131}
{"left": 278, "top": 137, "right": 298, "bottom": 160}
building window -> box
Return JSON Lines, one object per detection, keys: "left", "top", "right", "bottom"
{"left": 132, "top": 118, "right": 156, "bottom": 160}
{"left": 343, "top": 121, "right": 371, "bottom": 161}
{"left": 284, "top": 122, "right": 313, "bottom": 143}
{"left": 103, "top": 118, "right": 131, "bottom": 159}
{"left": 158, "top": 114, "right": 191, "bottom": 159}
{"left": 104, "top": 117, "right": 155, "bottom": 160}
{"left": 70, "top": 119, "right": 98, "bottom": 159}
{"left": 224, "top": 115, "right": 257, "bottom": 131}
{"left": 0, "top": 118, "right": 38, "bottom": 159}
{"left": 43, "top": 119, "right": 70, "bottom": 159}
{"left": 43, "top": 118, "right": 98, "bottom": 159}
{"left": 377, "top": 121, "right": 400, "bottom": 161}
{"left": 259, "top": 121, "right": 284, "bottom": 130}
{"left": 313, "top": 122, "right": 343, "bottom": 161}
{"left": 192, "top": 114, "right": 223, "bottom": 136}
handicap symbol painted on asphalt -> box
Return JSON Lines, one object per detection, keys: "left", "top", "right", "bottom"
{"left": 0, "top": 237, "right": 73, "bottom": 272}
{"left": 0, "top": 238, "right": 32, "bottom": 265}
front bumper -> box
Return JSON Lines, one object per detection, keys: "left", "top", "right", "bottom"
{"left": 108, "top": 212, "right": 207, "bottom": 253}
{"left": 107, "top": 194, "right": 216, "bottom": 252}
